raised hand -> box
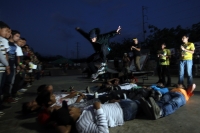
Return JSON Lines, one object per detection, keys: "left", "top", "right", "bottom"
{"left": 116, "top": 26, "right": 121, "bottom": 33}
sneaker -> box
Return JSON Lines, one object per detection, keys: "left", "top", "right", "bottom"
{"left": 18, "top": 89, "right": 28, "bottom": 93}
{"left": 86, "top": 86, "right": 91, "bottom": 93}
{"left": 17, "top": 91, "right": 24, "bottom": 95}
{"left": 27, "top": 84, "right": 32, "bottom": 87}
{"left": 0, "top": 111, "right": 5, "bottom": 115}
{"left": 100, "top": 62, "right": 106, "bottom": 67}
{"left": 98, "top": 70, "right": 106, "bottom": 75}
{"left": 98, "top": 66, "right": 106, "bottom": 73}
{"left": 140, "top": 97, "right": 154, "bottom": 119}
{"left": 91, "top": 73, "right": 98, "bottom": 79}
{"left": 92, "top": 78, "right": 99, "bottom": 82}
{"left": 187, "top": 83, "right": 196, "bottom": 97}
{"left": 148, "top": 97, "right": 161, "bottom": 120}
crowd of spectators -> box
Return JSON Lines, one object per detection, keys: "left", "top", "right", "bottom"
{"left": 0, "top": 21, "right": 43, "bottom": 115}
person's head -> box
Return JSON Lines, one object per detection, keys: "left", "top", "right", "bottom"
{"left": 0, "top": 21, "right": 10, "bottom": 38}
{"left": 156, "top": 83, "right": 164, "bottom": 87}
{"left": 37, "top": 84, "right": 53, "bottom": 94}
{"left": 68, "top": 106, "right": 82, "bottom": 123}
{"left": 37, "top": 84, "right": 48, "bottom": 94}
{"left": 124, "top": 53, "right": 128, "bottom": 57}
{"left": 182, "top": 34, "right": 189, "bottom": 44}
{"left": 16, "top": 38, "right": 24, "bottom": 47}
{"left": 20, "top": 38, "right": 26, "bottom": 46}
{"left": 10, "top": 30, "right": 20, "bottom": 42}
{"left": 23, "top": 56, "right": 31, "bottom": 64}
{"left": 130, "top": 76, "right": 137, "bottom": 83}
{"left": 51, "top": 106, "right": 74, "bottom": 131}
{"left": 89, "top": 28, "right": 100, "bottom": 43}
{"left": 6, "top": 28, "right": 11, "bottom": 39}
{"left": 22, "top": 100, "right": 40, "bottom": 114}
{"left": 109, "top": 78, "right": 120, "bottom": 85}
{"left": 160, "top": 42, "right": 166, "bottom": 50}
{"left": 133, "top": 38, "right": 138, "bottom": 44}
{"left": 23, "top": 44, "right": 30, "bottom": 52}
{"left": 36, "top": 91, "right": 56, "bottom": 107}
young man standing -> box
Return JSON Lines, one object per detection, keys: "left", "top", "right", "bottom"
{"left": 157, "top": 43, "right": 171, "bottom": 86}
{"left": 76, "top": 26, "right": 121, "bottom": 80}
{"left": 3, "top": 30, "right": 23, "bottom": 103}
{"left": 131, "top": 38, "right": 141, "bottom": 71}
{"left": 178, "top": 34, "right": 195, "bottom": 87}
{"left": 0, "top": 22, "right": 10, "bottom": 113}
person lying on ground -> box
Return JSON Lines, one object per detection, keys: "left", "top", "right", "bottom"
{"left": 22, "top": 83, "right": 113, "bottom": 115}
{"left": 22, "top": 84, "right": 83, "bottom": 114}
{"left": 140, "top": 83, "right": 196, "bottom": 120}
{"left": 87, "top": 77, "right": 138, "bottom": 93}
{"left": 37, "top": 101, "right": 77, "bottom": 133}
{"left": 142, "top": 82, "right": 169, "bottom": 95}
{"left": 68, "top": 99, "right": 138, "bottom": 133}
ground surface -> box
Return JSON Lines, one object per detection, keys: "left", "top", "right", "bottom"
{"left": 0, "top": 71, "right": 199, "bottom": 133}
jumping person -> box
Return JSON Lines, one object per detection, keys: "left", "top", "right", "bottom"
{"left": 76, "top": 26, "right": 121, "bottom": 80}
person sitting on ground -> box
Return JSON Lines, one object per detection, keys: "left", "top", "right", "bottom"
{"left": 140, "top": 83, "right": 196, "bottom": 120}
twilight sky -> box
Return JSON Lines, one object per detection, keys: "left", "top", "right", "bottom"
{"left": 0, "top": 0, "right": 200, "bottom": 58}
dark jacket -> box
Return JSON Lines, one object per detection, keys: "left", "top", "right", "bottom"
{"left": 76, "top": 28, "right": 119, "bottom": 55}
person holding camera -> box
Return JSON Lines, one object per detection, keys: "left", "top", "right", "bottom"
{"left": 157, "top": 42, "right": 171, "bottom": 86}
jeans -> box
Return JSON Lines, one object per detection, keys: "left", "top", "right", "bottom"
{"left": 157, "top": 92, "right": 186, "bottom": 117}
{"left": 178, "top": 60, "right": 193, "bottom": 86}
{"left": 118, "top": 99, "right": 138, "bottom": 121}
{"left": 3, "top": 61, "right": 15, "bottom": 97}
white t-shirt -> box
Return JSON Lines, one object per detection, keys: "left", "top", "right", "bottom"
{"left": 0, "top": 37, "right": 9, "bottom": 72}
{"left": 50, "top": 93, "right": 84, "bottom": 107}
{"left": 14, "top": 44, "right": 23, "bottom": 56}
{"left": 118, "top": 83, "right": 137, "bottom": 90}
{"left": 0, "top": 36, "right": 9, "bottom": 52}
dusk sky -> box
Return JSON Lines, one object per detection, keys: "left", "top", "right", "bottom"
{"left": 0, "top": 0, "right": 200, "bottom": 59}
